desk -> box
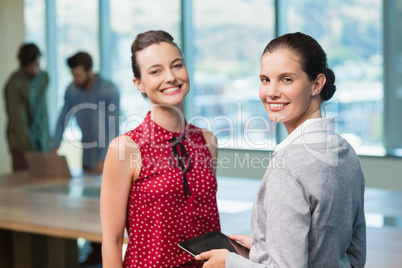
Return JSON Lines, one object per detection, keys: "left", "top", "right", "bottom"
{"left": 0, "top": 172, "right": 103, "bottom": 268}
{"left": 1, "top": 173, "right": 402, "bottom": 267}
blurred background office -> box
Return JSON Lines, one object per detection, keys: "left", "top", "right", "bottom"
{"left": 1, "top": 0, "right": 401, "bottom": 190}
{"left": 0, "top": 1, "right": 401, "bottom": 267}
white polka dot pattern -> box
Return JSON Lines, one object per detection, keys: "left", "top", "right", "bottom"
{"left": 123, "top": 112, "right": 221, "bottom": 267}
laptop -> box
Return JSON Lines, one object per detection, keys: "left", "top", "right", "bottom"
{"left": 25, "top": 152, "right": 72, "bottom": 178}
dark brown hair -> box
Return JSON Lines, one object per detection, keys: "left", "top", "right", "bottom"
{"left": 67, "top": 52, "right": 93, "bottom": 71}
{"left": 263, "top": 32, "right": 336, "bottom": 102}
{"left": 131, "top": 30, "right": 182, "bottom": 79}
{"left": 18, "top": 43, "right": 41, "bottom": 66}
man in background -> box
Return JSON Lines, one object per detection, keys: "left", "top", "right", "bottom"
{"left": 51, "top": 51, "right": 120, "bottom": 265}
{"left": 51, "top": 51, "right": 120, "bottom": 175}
{"left": 4, "top": 43, "right": 50, "bottom": 171}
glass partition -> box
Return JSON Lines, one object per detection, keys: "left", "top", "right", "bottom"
{"left": 281, "top": 0, "right": 384, "bottom": 155}
{"left": 192, "top": 0, "right": 276, "bottom": 149}
{"left": 24, "top": 0, "right": 46, "bottom": 67}
{"left": 109, "top": 0, "right": 181, "bottom": 133}
{"left": 56, "top": 0, "right": 100, "bottom": 104}
{"left": 24, "top": 0, "right": 386, "bottom": 155}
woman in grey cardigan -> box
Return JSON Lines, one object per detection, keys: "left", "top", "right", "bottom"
{"left": 196, "top": 32, "right": 366, "bottom": 268}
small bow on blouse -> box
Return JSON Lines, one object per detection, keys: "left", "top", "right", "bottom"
{"left": 170, "top": 135, "right": 192, "bottom": 197}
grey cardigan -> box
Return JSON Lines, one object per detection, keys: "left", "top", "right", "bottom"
{"left": 226, "top": 118, "right": 366, "bottom": 268}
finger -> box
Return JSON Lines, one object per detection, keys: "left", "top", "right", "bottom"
{"left": 195, "top": 250, "right": 212, "bottom": 261}
{"left": 228, "top": 234, "right": 244, "bottom": 243}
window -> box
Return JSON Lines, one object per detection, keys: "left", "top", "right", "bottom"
{"left": 56, "top": 0, "right": 100, "bottom": 105}
{"left": 383, "top": 0, "right": 402, "bottom": 154}
{"left": 281, "top": 0, "right": 384, "bottom": 155}
{"left": 109, "top": 0, "right": 181, "bottom": 134}
{"left": 24, "top": 0, "right": 393, "bottom": 156}
{"left": 24, "top": 0, "right": 46, "bottom": 67}
{"left": 192, "top": 0, "right": 276, "bottom": 150}
{"left": 43, "top": 0, "right": 101, "bottom": 146}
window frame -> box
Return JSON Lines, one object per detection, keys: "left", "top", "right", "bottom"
{"left": 38, "top": 0, "right": 399, "bottom": 157}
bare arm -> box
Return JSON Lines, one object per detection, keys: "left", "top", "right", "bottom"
{"left": 100, "top": 135, "right": 141, "bottom": 267}
{"left": 202, "top": 129, "right": 218, "bottom": 175}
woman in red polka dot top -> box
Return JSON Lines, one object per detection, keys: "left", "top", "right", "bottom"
{"left": 100, "top": 30, "right": 221, "bottom": 268}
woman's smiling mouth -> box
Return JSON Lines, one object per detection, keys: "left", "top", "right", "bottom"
{"left": 162, "top": 85, "right": 181, "bottom": 95}
{"left": 269, "top": 102, "right": 289, "bottom": 111}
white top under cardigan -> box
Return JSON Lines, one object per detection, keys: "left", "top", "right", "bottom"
{"left": 226, "top": 118, "right": 366, "bottom": 268}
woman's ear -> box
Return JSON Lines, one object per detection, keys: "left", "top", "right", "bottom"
{"left": 312, "top": 73, "right": 326, "bottom": 96}
{"left": 133, "top": 77, "right": 146, "bottom": 94}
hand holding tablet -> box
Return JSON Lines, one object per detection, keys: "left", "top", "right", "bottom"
{"left": 178, "top": 230, "right": 250, "bottom": 261}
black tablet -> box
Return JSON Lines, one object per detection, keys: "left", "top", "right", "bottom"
{"left": 178, "top": 230, "right": 250, "bottom": 259}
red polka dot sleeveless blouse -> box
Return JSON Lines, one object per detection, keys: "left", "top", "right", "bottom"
{"left": 123, "top": 112, "right": 221, "bottom": 267}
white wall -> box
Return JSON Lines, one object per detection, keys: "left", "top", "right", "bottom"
{"left": 360, "top": 156, "right": 402, "bottom": 191}
{"left": 0, "top": 0, "right": 24, "bottom": 174}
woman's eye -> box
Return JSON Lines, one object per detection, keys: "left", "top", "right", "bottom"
{"left": 150, "top": 69, "right": 160, "bottom": 75}
{"left": 173, "top": 63, "right": 183, "bottom": 69}
{"left": 261, "top": 77, "right": 269, "bottom": 83}
{"left": 282, "top": 77, "right": 292, "bottom": 83}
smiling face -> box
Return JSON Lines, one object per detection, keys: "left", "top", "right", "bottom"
{"left": 259, "top": 48, "right": 325, "bottom": 134}
{"left": 133, "top": 42, "right": 189, "bottom": 108}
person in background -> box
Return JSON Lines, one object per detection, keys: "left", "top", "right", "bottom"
{"left": 4, "top": 43, "right": 50, "bottom": 171}
{"left": 100, "top": 30, "right": 220, "bottom": 267}
{"left": 51, "top": 51, "right": 120, "bottom": 175}
{"left": 196, "top": 32, "right": 366, "bottom": 267}
{"left": 51, "top": 51, "right": 120, "bottom": 266}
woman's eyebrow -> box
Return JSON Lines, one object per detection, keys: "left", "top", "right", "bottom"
{"left": 146, "top": 64, "right": 161, "bottom": 71}
{"left": 171, "top": 58, "right": 183, "bottom": 64}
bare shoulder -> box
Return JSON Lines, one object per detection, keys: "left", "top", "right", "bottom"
{"left": 106, "top": 135, "right": 141, "bottom": 158}
{"left": 199, "top": 128, "right": 216, "bottom": 144}
{"left": 104, "top": 135, "right": 141, "bottom": 180}
{"left": 200, "top": 128, "right": 218, "bottom": 156}
{"left": 109, "top": 134, "right": 140, "bottom": 151}
{"left": 199, "top": 128, "right": 218, "bottom": 174}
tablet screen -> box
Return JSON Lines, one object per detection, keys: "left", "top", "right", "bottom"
{"left": 178, "top": 230, "right": 249, "bottom": 259}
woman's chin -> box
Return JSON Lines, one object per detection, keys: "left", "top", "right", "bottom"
{"left": 268, "top": 114, "right": 285, "bottom": 123}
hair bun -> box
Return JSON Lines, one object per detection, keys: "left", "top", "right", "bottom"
{"left": 321, "top": 68, "right": 336, "bottom": 101}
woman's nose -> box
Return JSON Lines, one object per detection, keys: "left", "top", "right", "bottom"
{"left": 266, "top": 82, "right": 280, "bottom": 99}
{"left": 165, "top": 69, "right": 175, "bottom": 83}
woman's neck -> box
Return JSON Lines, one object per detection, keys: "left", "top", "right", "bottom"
{"left": 150, "top": 104, "right": 185, "bottom": 133}
{"left": 284, "top": 105, "right": 322, "bottom": 134}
